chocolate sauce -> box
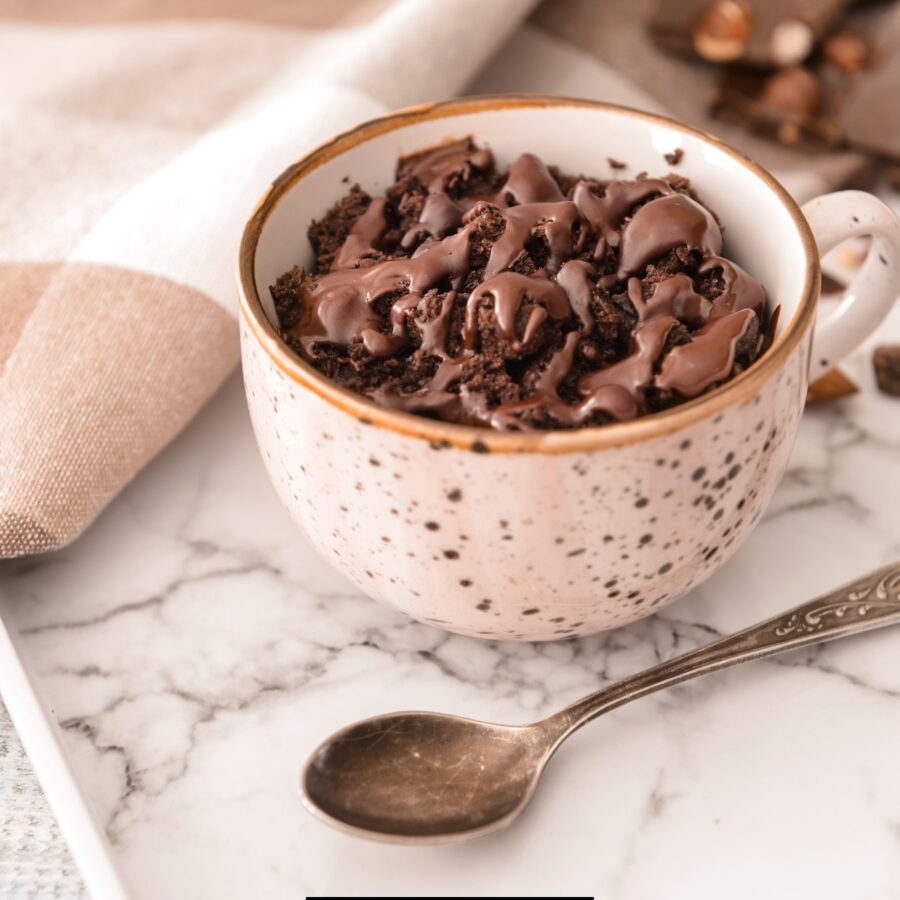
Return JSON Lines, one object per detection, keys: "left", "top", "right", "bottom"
{"left": 287, "top": 227, "right": 472, "bottom": 358}
{"left": 399, "top": 138, "right": 493, "bottom": 193}
{"left": 617, "top": 193, "right": 722, "bottom": 278}
{"left": 656, "top": 309, "right": 757, "bottom": 397}
{"left": 401, "top": 193, "right": 464, "bottom": 249}
{"left": 332, "top": 197, "right": 389, "bottom": 270}
{"left": 483, "top": 201, "right": 584, "bottom": 277}
{"left": 274, "top": 139, "right": 768, "bottom": 432}
{"left": 495, "top": 152, "right": 565, "bottom": 205}
{"left": 700, "top": 256, "right": 766, "bottom": 320}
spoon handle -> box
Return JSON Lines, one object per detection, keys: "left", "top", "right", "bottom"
{"left": 549, "top": 560, "right": 900, "bottom": 740}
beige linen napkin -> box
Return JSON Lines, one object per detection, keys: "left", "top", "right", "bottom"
{"left": 0, "top": 0, "right": 539, "bottom": 558}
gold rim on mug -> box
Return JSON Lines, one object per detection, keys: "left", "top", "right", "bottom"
{"left": 238, "top": 94, "right": 819, "bottom": 455}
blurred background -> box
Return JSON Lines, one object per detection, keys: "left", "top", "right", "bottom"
{"left": 1, "top": 0, "right": 898, "bottom": 896}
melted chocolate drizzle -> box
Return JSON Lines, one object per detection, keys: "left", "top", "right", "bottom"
{"left": 617, "top": 193, "right": 722, "bottom": 278}
{"left": 280, "top": 139, "right": 768, "bottom": 431}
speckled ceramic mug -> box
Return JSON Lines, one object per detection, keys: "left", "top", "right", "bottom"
{"left": 238, "top": 96, "right": 900, "bottom": 641}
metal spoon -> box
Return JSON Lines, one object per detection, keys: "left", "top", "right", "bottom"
{"left": 301, "top": 561, "right": 900, "bottom": 844}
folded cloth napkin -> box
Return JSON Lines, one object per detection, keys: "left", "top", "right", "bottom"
{"left": 0, "top": 0, "right": 539, "bottom": 558}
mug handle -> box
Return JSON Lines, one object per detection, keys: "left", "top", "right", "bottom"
{"left": 801, "top": 190, "right": 900, "bottom": 382}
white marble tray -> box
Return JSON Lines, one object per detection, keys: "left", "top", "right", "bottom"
{"left": 2, "top": 243, "right": 900, "bottom": 899}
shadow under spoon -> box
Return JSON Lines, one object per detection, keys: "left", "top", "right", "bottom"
{"left": 301, "top": 561, "right": 900, "bottom": 844}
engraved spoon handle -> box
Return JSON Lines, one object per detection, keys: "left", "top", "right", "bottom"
{"left": 548, "top": 561, "right": 900, "bottom": 740}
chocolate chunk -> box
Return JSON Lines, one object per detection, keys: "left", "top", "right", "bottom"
{"left": 820, "top": 272, "right": 845, "bottom": 296}
{"left": 873, "top": 345, "right": 900, "bottom": 397}
{"left": 272, "top": 140, "right": 768, "bottom": 432}
{"left": 807, "top": 368, "right": 858, "bottom": 404}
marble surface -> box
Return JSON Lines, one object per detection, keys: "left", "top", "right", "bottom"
{"left": 2, "top": 256, "right": 900, "bottom": 899}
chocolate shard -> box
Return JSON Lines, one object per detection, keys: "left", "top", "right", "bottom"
{"left": 806, "top": 368, "right": 859, "bottom": 404}
{"left": 873, "top": 345, "right": 900, "bottom": 397}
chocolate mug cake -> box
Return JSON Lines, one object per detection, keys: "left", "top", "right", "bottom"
{"left": 272, "top": 139, "right": 768, "bottom": 432}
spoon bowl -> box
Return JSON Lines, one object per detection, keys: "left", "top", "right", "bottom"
{"left": 301, "top": 713, "right": 552, "bottom": 842}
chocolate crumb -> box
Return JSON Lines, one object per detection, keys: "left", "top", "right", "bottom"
{"left": 664, "top": 148, "right": 684, "bottom": 165}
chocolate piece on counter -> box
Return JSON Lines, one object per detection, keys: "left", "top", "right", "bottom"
{"left": 873, "top": 345, "right": 900, "bottom": 397}
{"left": 272, "top": 139, "right": 769, "bottom": 432}
{"left": 647, "top": 0, "right": 851, "bottom": 68}
{"left": 806, "top": 368, "right": 858, "bottom": 404}
{"left": 820, "top": 272, "right": 845, "bottom": 296}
